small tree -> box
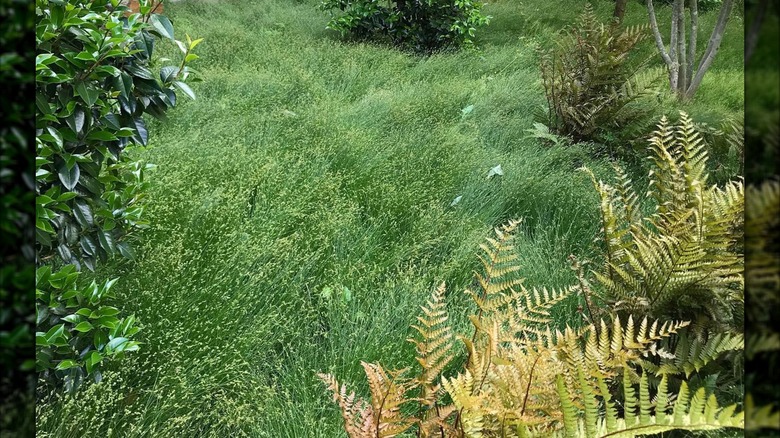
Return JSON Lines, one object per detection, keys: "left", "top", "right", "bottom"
{"left": 647, "top": 0, "right": 735, "bottom": 100}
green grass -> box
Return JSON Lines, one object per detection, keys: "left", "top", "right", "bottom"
{"left": 36, "top": 0, "right": 744, "bottom": 436}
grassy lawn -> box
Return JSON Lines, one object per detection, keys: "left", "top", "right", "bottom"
{"left": 36, "top": 0, "right": 743, "bottom": 436}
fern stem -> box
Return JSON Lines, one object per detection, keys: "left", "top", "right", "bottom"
{"left": 520, "top": 354, "right": 541, "bottom": 416}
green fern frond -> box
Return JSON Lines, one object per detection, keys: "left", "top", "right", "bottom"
{"left": 745, "top": 332, "right": 780, "bottom": 360}
{"left": 638, "top": 331, "right": 744, "bottom": 376}
{"left": 553, "top": 371, "right": 743, "bottom": 437}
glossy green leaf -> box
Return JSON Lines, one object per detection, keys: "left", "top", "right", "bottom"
{"left": 73, "top": 321, "right": 94, "bottom": 333}
{"left": 58, "top": 161, "right": 80, "bottom": 190}
{"left": 150, "top": 14, "right": 175, "bottom": 40}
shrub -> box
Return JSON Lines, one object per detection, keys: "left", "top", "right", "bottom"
{"left": 320, "top": 221, "right": 745, "bottom": 436}
{"left": 1, "top": 0, "right": 36, "bottom": 434}
{"left": 319, "top": 0, "right": 491, "bottom": 53}
{"left": 538, "top": 4, "right": 659, "bottom": 146}
{"left": 35, "top": 265, "right": 140, "bottom": 393}
{"left": 35, "top": 0, "right": 202, "bottom": 391}
{"left": 35, "top": 0, "right": 201, "bottom": 270}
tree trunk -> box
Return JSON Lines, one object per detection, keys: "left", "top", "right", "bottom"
{"left": 686, "top": 0, "right": 698, "bottom": 86}
{"left": 647, "top": 0, "right": 734, "bottom": 100}
{"left": 685, "top": 0, "right": 734, "bottom": 98}
{"left": 614, "top": 0, "right": 627, "bottom": 23}
{"left": 745, "top": 0, "right": 768, "bottom": 65}
{"left": 677, "top": 0, "right": 687, "bottom": 92}
{"left": 666, "top": 0, "right": 682, "bottom": 92}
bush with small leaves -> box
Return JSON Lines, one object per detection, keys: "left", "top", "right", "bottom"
{"left": 319, "top": 0, "right": 491, "bottom": 53}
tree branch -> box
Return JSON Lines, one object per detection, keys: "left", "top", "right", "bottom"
{"left": 647, "top": 0, "right": 672, "bottom": 66}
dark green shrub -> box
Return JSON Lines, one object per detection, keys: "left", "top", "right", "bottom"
{"left": 35, "top": 0, "right": 201, "bottom": 270}
{"left": 538, "top": 4, "right": 659, "bottom": 145}
{"left": 35, "top": 0, "right": 202, "bottom": 392}
{"left": 1, "top": 0, "right": 36, "bottom": 433}
{"left": 319, "top": 0, "right": 491, "bottom": 53}
{"left": 35, "top": 265, "right": 140, "bottom": 393}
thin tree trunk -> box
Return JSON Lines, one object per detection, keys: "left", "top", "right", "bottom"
{"left": 686, "top": 0, "right": 734, "bottom": 98}
{"left": 686, "top": 0, "right": 698, "bottom": 86}
{"left": 668, "top": 0, "right": 681, "bottom": 91}
{"left": 677, "top": 0, "right": 687, "bottom": 93}
{"left": 745, "top": 0, "right": 768, "bottom": 65}
{"left": 614, "top": 0, "right": 628, "bottom": 23}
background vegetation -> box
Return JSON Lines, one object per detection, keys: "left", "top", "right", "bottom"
{"left": 1, "top": 0, "right": 36, "bottom": 435}
{"left": 34, "top": 0, "right": 746, "bottom": 436}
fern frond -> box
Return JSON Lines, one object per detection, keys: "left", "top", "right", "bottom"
{"left": 745, "top": 394, "right": 780, "bottom": 431}
{"left": 408, "top": 282, "right": 458, "bottom": 437}
{"left": 745, "top": 332, "right": 780, "bottom": 360}
{"left": 318, "top": 373, "right": 376, "bottom": 438}
{"left": 470, "top": 219, "right": 524, "bottom": 315}
{"left": 638, "top": 330, "right": 743, "bottom": 377}
{"left": 361, "top": 362, "right": 416, "bottom": 437}
{"left": 587, "top": 113, "right": 744, "bottom": 332}
{"left": 443, "top": 370, "right": 485, "bottom": 437}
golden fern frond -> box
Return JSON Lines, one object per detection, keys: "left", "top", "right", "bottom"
{"left": 676, "top": 112, "right": 709, "bottom": 198}
{"left": 582, "top": 166, "right": 645, "bottom": 287}
{"left": 469, "top": 219, "right": 524, "bottom": 314}
{"left": 504, "top": 285, "right": 577, "bottom": 343}
{"left": 319, "top": 365, "right": 416, "bottom": 438}
{"left": 554, "top": 316, "right": 688, "bottom": 387}
{"left": 646, "top": 116, "right": 684, "bottom": 215}
{"left": 418, "top": 404, "right": 458, "bottom": 438}
{"left": 408, "top": 281, "right": 456, "bottom": 429}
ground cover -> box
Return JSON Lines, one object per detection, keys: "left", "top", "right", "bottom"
{"left": 36, "top": 0, "right": 744, "bottom": 436}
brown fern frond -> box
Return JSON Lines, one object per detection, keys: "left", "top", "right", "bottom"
{"left": 361, "top": 362, "right": 416, "bottom": 437}
{"left": 319, "top": 373, "right": 376, "bottom": 438}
